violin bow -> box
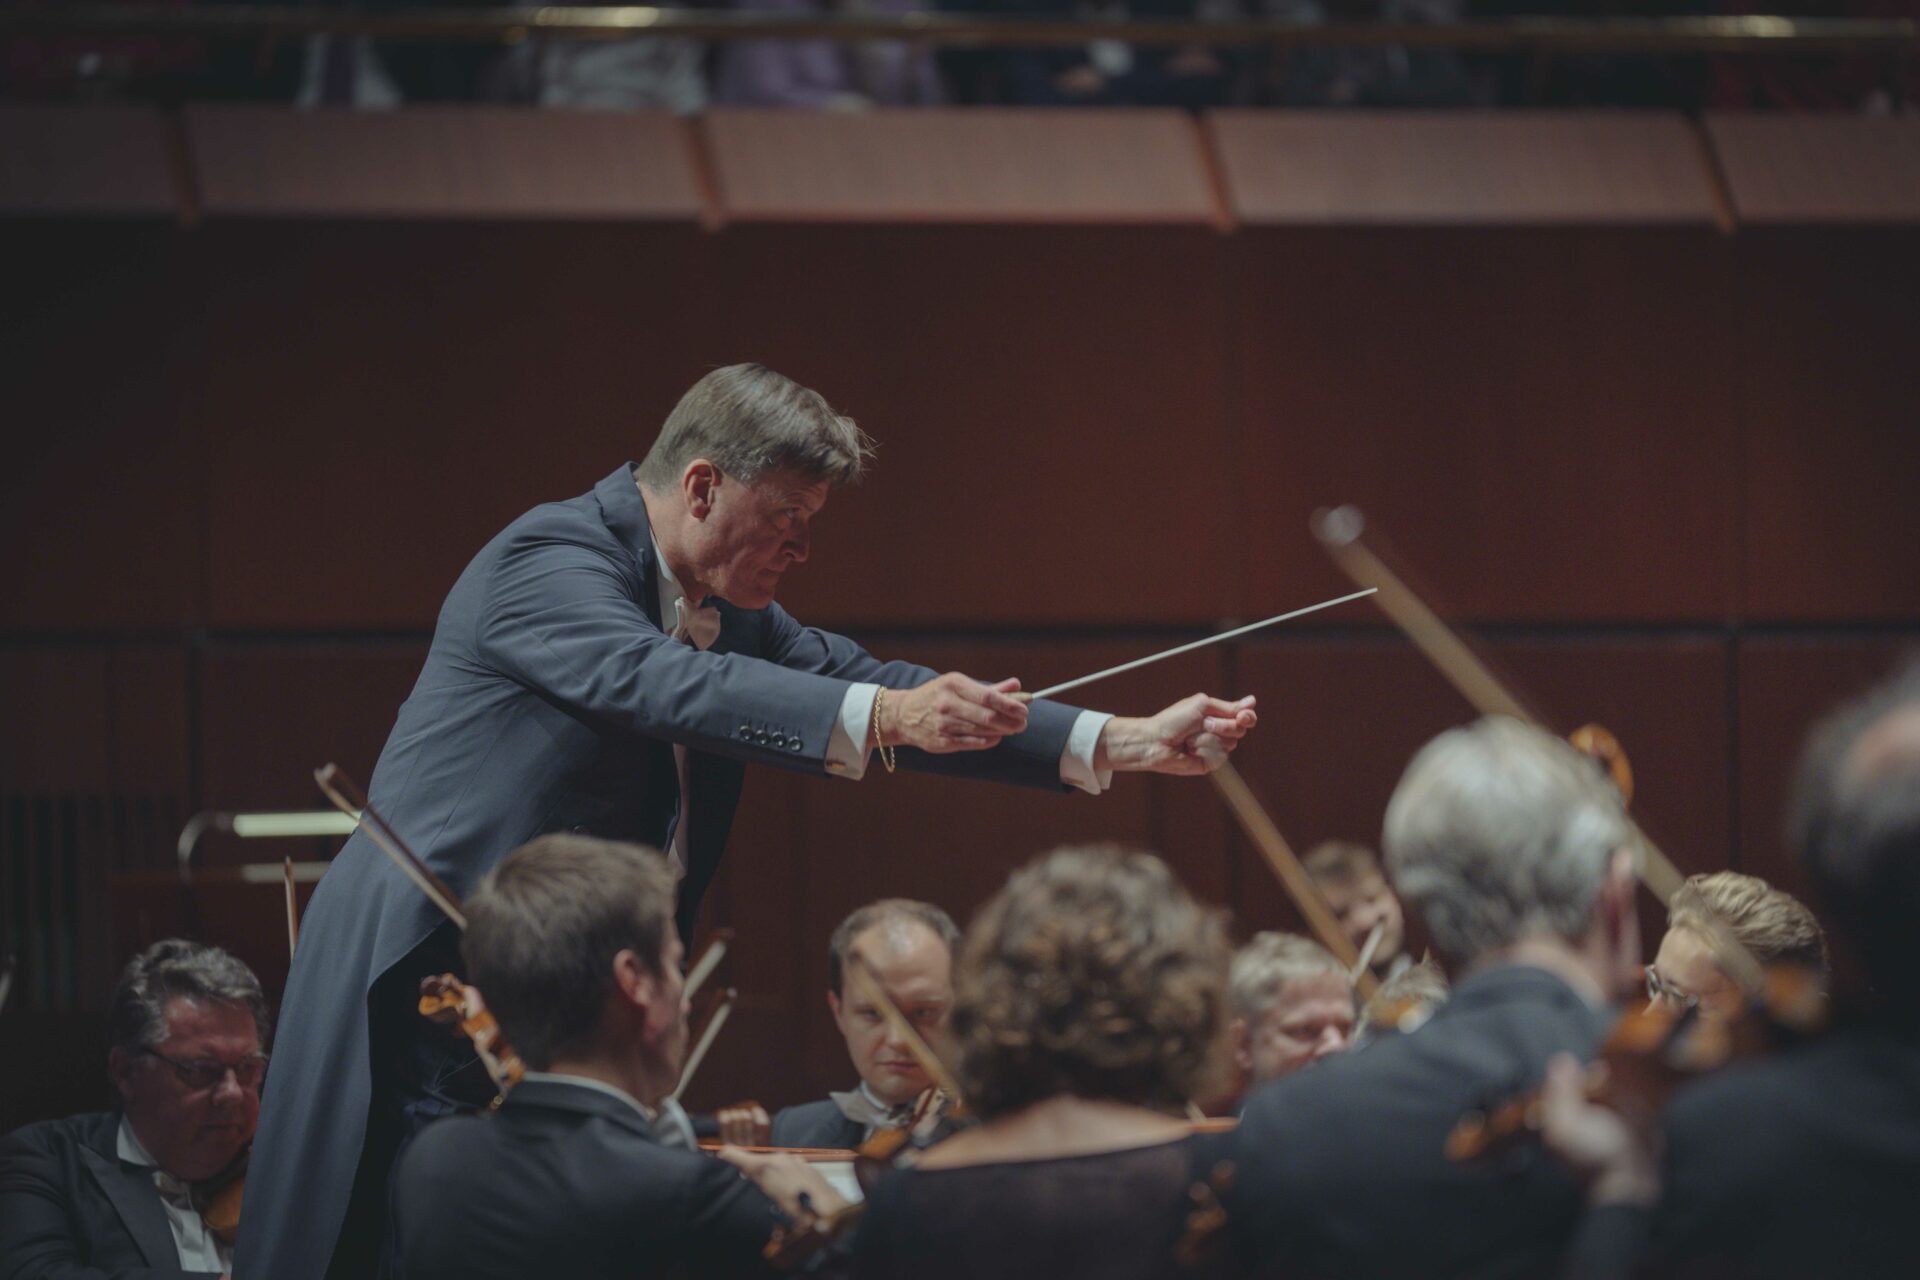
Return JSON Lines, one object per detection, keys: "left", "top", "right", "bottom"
{"left": 684, "top": 929, "right": 734, "bottom": 1004}
{"left": 1211, "top": 762, "right": 1381, "bottom": 1001}
{"left": 284, "top": 856, "right": 301, "bottom": 960}
{"left": 315, "top": 763, "right": 468, "bottom": 929}
{"left": 844, "top": 951, "right": 968, "bottom": 1105}
{"left": 670, "top": 986, "right": 738, "bottom": 1103}
{"left": 1309, "top": 506, "right": 1769, "bottom": 994}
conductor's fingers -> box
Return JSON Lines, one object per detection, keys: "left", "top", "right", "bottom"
{"left": 1199, "top": 695, "right": 1257, "bottom": 719}
{"left": 958, "top": 677, "right": 1031, "bottom": 728}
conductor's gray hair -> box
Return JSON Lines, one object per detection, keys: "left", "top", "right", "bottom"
{"left": 638, "top": 364, "right": 874, "bottom": 491}
{"left": 1383, "top": 717, "right": 1633, "bottom": 966}
{"left": 108, "top": 940, "right": 271, "bottom": 1056}
{"left": 1228, "top": 932, "right": 1352, "bottom": 1021}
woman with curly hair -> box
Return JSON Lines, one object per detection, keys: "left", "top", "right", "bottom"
{"left": 852, "top": 843, "right": 1239, "bottom": 1279}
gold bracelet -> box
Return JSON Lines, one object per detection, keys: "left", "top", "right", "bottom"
{"left": 872, "top": 687, "right": 897, "bottom": 774}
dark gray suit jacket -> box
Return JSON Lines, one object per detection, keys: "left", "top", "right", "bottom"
{"left": 768, "top": 1099, "right": 866, "bottom": 1151}
{"left": 1226, "top": 965, "right": 1611, "bottom": 1280}
{"left": 238, "top": 464, "right": 1086, "bottom": 1280}
{"left": 1567, "top": 1019, "right": 1920, "bottom": 1279}
{"left": 0, "top": 1110, "right": 218, "bottom": 1280}
{"left": 392, "top": 1078, "right": 779, "bottom": 1280}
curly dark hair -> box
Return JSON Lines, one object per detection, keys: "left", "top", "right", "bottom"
{"left": 952, "top": 844, "right": 1229, "bottom": 1120}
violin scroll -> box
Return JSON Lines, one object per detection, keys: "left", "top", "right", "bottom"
{"left": 419, "top": 973, "right": 526, "bottom": 1102}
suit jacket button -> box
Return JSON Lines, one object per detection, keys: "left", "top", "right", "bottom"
{"left": 771, "top": 734, "right": 789, "bottom": 749}
{"left": 739, "top": 724, "right": 753, "bottom": 737}
{"left": 789, "top": 740, "right": 803, "bottom": 752}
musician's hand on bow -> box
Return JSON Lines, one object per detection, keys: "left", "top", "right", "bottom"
{"left": 715, "top": 1102, "right": 772, "bottom": 1148}
{"left": 1096, "top": 694, "right": 1257, "bottom": 776}
{"left": 879, "top": 674, "right": 1029, "bottom": 754}
{"left": 715, "top": 1146, "right": 851, "bottom": 1223}
{"left": 1538, "top": 1053, "right": 1662, "bottom": 1208}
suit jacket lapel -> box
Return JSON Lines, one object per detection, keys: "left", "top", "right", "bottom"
{"left": 78, "top": 1128, "right": 179, "bottom": 1269}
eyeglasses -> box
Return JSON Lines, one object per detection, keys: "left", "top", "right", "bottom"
{"left": 139, "top": 1047, "right": 268, "bottom": 1092}
{"left": 1643, "top": 966, "right": 1700, "bottom": 1013}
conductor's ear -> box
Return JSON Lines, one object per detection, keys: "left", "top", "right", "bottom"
{"left": 682, "top": 460, "right": 720, "bottom": 519}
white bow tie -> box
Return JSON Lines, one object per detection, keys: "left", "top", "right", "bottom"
{"left": 671, "top": 596, "right": 721, "bottom": 651}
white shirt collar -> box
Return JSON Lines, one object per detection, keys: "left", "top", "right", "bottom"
{"left": 116, "top": 1114, "right": 162, "bottom": 1171}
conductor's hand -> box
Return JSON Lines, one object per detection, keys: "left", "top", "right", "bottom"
{"left": 1095, "top": 693, "right": 1257, "bottom": 776}
{"left": 878, "top": 674, "right": 1029, "bottom": 754}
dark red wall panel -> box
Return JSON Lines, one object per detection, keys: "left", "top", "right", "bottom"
{"left": 197, "top": 223, "right": 727, "bottom": 630}
{"left": 714, "top": 225, "right": 1238, "bottom": 629}
{"left": 1230, "top": 227, "right": 1740, "bottom": 625}
{"left": 1737, "top": 232, "right": 1920, "bottom": 623}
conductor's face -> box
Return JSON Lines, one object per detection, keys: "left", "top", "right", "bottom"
{"left": 686, "top": 462, "right": 829, "bottom": 610}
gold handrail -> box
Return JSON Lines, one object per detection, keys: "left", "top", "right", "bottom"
{"left": 0, "top": 8, "right": 1914, "bottom": 53}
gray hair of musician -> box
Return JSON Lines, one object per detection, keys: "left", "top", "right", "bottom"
{"left": 828, "top": 898, "right": 961, "bottom": 998}
{"left": 1790, "top": 657, "right": 1920, "bottom": 996}
{"left": 637, "top": 363, "right": 874, "bottom": 491}
{"left": 1383, "top": 716, "right": 1634, "bottom": 967}
{"left": 1228, "top": 931, "right": 1353, "bottom": 1022}
{"left": 464, "top": 834, "right": 678, "bottom": 1070}
{"left": 108, "top": 939, "right": 270, "bottom": 1056}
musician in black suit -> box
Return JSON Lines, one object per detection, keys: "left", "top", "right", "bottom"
{"left": 770, "top": 899, "right": 960, "bottom": 1151}
{"left": 240, "top": 364, "right": 1260, "bottom": 1280}
{"left": 1547, "top": 662, "right": 1920, "bottom": 1279}
{"left": 1225, "top": 717, "right": 1647, "bottom": 1280}
{"left": 0, "top": 941, "right": 270, "bottom": 1280}
{"left": 392, "top": 835, "right": 788, "bottom": 1280}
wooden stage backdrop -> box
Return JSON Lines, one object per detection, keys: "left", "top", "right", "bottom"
{"left": 3, "top": 108, "right": 1918, "bottom": 1128}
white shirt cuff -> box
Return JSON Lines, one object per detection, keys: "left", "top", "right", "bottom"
{"left": 1061, "top": 710, "right": 1114, "bottom": 796}
{"left": 833, "top": 687, "right": 1110, "bottom": 794}
{"left": 827, "top": 683, "right": 880, "bottom": 781}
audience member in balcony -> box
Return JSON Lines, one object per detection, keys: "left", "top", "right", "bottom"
{"left": 499, "top": 1, "right": 709, "bottom": 113}
{"left": 1257, "top": 0, "right": 1479, "bottom": 107}
{"left": 0, "top": 940, "right": 269, "bottom": 1280}
{"left": 716, "top": 0, "right": 944, "bottom": 108}
{"left": 1001, "top": 0, "right": 1236, "bottom": 109}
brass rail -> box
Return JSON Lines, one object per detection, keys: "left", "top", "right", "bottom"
{"left": 0, "top": 8, "right": 1914, "bottom": 53}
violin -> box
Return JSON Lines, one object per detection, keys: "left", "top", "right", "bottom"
{"left": 1308, "top": 509, "right": 1828, "bottom": 1155}
{"left": 191, "top": 1147, "right": 249, "bottom": 1248}
{"left": 1447, "top": 961, "right": 1826, "bottom": 1162}
{"left": 418, "top": 973, "right": 526, "bottom": 1104}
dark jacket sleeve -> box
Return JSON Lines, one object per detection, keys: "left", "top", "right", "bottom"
{"left": 663, "top": 1151, "right": 787, "bottom": 1278}
{"left": 1562, "top": 1204, "right": 1653, "bottom": 1280}
{"left": 474, "top": 529, "right": 855, "bottom": 771}
{"left": 759, "top": 602, "right": 1085, "bottom": 792}
{"left": 0, "top": 1127, "right": 213, "bottom": 1280}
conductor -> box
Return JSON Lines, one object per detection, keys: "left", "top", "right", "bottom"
{"left": 236, "top": 364, "right": 1259, "bottom": 1280}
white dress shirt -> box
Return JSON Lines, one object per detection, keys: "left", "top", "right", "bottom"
{"left": 115, "top": 1116, "right": 231, "bottom": 1274}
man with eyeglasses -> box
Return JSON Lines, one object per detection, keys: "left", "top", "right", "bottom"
{"left": 1642, "top": 870, "right": 1827, "bottom": 1021}
{"left": 1, "top": 939, "right": 270, "bottom": 1280}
